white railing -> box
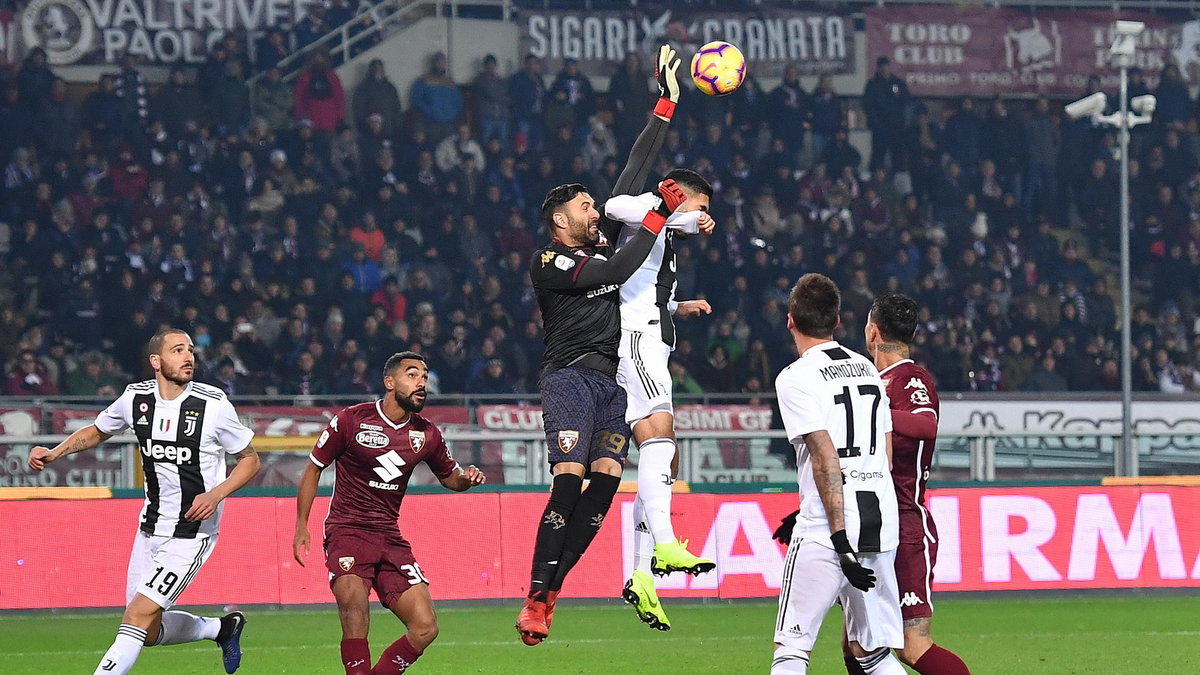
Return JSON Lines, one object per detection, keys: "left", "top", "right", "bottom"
{"left": 3, "top": 427, "right": 1198, "bottom": 488}
{"left": 247, "top": 0, "right": 512, "bottom": 89}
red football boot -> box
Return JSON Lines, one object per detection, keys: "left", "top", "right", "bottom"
{"left": 516, "top": 596, "right": 549, "bottom": 646}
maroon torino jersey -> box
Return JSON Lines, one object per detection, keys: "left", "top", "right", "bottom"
{"left": 879, "top": 359, "right": 940, "bottom": 544}
{"left": 310, "top": 401, "right": 459, "bottom": 532}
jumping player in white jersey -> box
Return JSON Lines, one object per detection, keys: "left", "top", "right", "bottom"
{"left": 770, "top": 274, "right": 906, "bottom": 675}
{"left": 602, "top": 169, "right": 717, "bottom": 630}
{"left": 29, "top": 328, "right": 260, "bottom": 674}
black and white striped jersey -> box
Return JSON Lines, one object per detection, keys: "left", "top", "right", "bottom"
{"left": 95, "top": 380, "right": 255, "bottom": 539}
{"left": 605, "top": 192, "right": 703, "bottom": 348}
{"left": 776, "top": 342, "right": 898, "bottom": 553}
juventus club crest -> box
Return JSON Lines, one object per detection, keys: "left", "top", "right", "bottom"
{"left": 409, "top": 430, "right": 426, "bottom": 453}
{"left": 339, "top": 556, "right": 355, "bottom": 571}
{"left": 558, "top": 430, "right": 579, "bottom": 453}
{"left": 183, "top": 410, "right": 200, "bottom": 438}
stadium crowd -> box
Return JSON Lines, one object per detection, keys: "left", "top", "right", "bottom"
{"left": 3, "top": 23, "right": 1200, "bottom": 398}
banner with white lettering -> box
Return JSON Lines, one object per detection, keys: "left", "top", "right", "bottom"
{"left": 865, "top": 6, "right": 1171, "bottom": 97}
{"left": 16, "top": 0, "right": 316, "bottom": 65}
{"left": 520, "top": 5, "right": 855, "bottom": 80}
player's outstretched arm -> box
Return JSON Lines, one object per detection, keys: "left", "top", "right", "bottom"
{"left": 293, "top": 460, "right": 323, "bottom": 566}
{"left": 438, "top": 465, "right": 487, "bottom": 492}
{"left": 185, "top": 445, "right": 260, "bottom": 522}
{"left": 27, "top": 424, "right": 112, "bottom": 471}
{"left": 609, "top": 43, "right": 680, "bottom": 198}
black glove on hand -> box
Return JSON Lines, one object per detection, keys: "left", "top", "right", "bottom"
{"left": 831, "top": 529, "right": 876, "bottom": 592}
{"left": 773, "top": 509, "right": 800, "bottom": 545}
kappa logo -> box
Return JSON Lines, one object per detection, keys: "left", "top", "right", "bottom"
{"left": 356, "top": 429, "right": 390, "bottom": 449}
{"left": 904, "top": 377, "right": 927, "bottom": 390}
{"left": 900, "top": 592, "right": 925, "bottom": 607}
{"left": 339, "top": 556, "right": 355, "bottom": 572}
{"left": 540, "top": 250, "right": 557, "bottom": 267}
{"left": 409, "top": 430, "right": 426, "bottom": 453}
{"left": 558, "top": 430, "right": 580, "bottom": 454}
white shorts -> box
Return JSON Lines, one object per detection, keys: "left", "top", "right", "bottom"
{"left": 774, "top": 538, "right": 903, "bottom": 652}
{"left": 616, "top": 329, "right": 673, "bottom": 426}
{"left": 125, "top": 530, "right": 217, "bottom": 609}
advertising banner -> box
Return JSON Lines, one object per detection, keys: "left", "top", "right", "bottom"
{"left": 520, "top": 4, "right": 854, "bottom": 80}
{"left": 16, "top": 0, "right": 317, "bottom": 66}
{"left": 6, "top": 486, "right": 1200, "bottom": 609}
{"left": 865, "top": 6, "right": 1171, "bottom": 97}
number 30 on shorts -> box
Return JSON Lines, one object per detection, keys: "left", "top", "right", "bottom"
{"left": 401, "top": 563, "right": 429, "bottom": 586}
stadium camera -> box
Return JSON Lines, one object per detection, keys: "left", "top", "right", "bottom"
{"left": 1065, "top": 92, "right": 1107, "bottom": 120}
{"left": 1110, "top": 20, "right": 1144, "bottom": 64}
{"left": 1131, "top": 94, "right": 1156, "bottom": 115}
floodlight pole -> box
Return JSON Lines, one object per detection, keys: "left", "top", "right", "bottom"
{"left": 1116, "top": 62, "right": 1136, "bottom": 477}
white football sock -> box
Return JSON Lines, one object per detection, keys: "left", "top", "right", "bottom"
{"left": 770, "top": 645, "right": 809, "bottom": 674}
{"left": 857, "top": 647, "right": 907, "bottom": 674}
{"left": 632, "top": 495, "right": 654, "bottom": 575}
{"left": 154, "top": 610, "right": 220, "bottom": 646}
{"left": 94, "top": 624, "right": 147, "bottom": 675}
{"left": 636, "top": 438, "right": 677, "bottom": 543}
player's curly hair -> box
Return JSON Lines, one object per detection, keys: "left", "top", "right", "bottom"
{"left": 540, "top": 183, "right": 589, "bottom": 225}
{"left": 383, "top": 351, "right": 427, "bottom": 376}
{"left": 788, "top": 273, "right": 840, "bottom": 338}
{"left": 869, "top": 293, "right": 919, "bottom": 345}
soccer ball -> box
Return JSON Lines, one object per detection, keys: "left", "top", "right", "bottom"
{"left": 690, "top": 41, "right": 746, "bottom": 96}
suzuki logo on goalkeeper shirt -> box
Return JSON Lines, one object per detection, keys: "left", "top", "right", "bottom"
{"left": 372, "top": 450, "right": 407, "bottom": 483}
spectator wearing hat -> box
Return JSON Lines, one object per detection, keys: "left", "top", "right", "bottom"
{"left": 509, "top": 53, "right": 546, "bottom": 151}
{"left": 862, "top": 55, "right": 909, "bottom": 172}
{"left": 252, "top": 66, "right": 294, "bottom": 133}
{"left": 546, "top": 57, "right": 594, "bottom": 144}
{"left": 65, "top": 351, "right": 121, "bottom": 397}
{"left": 257, "top": 28, "right": 291, "bottom": 71}
{"left": 293, "top": 51, "right": 345, "bottom": 141}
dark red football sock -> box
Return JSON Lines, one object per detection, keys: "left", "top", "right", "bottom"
{"left": 373, "top": 635, "right": 423, "bottom": 675}
{"left": 844, "top": 654, "right": 869, "bottom": 675}
{"left": 913, "top": 644, "right": 971, "bottom": 675}
{"left": 339, "top": 638, "right": 371, "bottom": 675}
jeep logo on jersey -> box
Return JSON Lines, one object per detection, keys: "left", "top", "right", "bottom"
{"left": 356, "top": 430, "right": 390, "bottom": 449}
{"left": 558, "top": 430, "right": 579, "bottom": 453}
{"left": 140, "top": 439, "right": 195, "bottom": 464}
{"left": 409, "top": 430, "right": 426, "bottom": 453}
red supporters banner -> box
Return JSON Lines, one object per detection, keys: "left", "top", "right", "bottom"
{"left": 865, "top": 7, "right": 1171, "bottom": 97}
{"left": 6, "top": 486, "right": 1200, "bottom": 609}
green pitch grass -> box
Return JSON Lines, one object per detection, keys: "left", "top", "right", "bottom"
{"left": 3, "top": 596, "right": 1197, "bottom": 673}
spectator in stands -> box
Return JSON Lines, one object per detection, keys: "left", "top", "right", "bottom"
{"left": 862, "top": 56, "right": 909, "bottom": 171}
{"left": 4, "top": 348, "right": 58, "bottom": 396}
{"left": 354, "top": 59, "right": 403, "bottom": 136}
{"left": 411, "top": 52, "right": 463, "bottom": 142}
{"left": 474, "top": 54, "right": 511, "bottom": 147}
{"left": 1154, "top": 64, "right": 1192, "bottom": 131}
{"left": 769, "top": 64, "right": 808, "bottom": 160}
{"left": 435, "top": 123, "right": 485, "bottom": 173}
{"left": 33, "top": 77, "right": 78, "bottom": 161}
{"left": 295, "top": 2, "right": 331, "bottom": 49}
{"left": 17, "top": 47, "right": 53, "bottom": 109}
{"left": 509, "top": 53, "right": 546, "bottom": 151}
{"left": 253, "top": 66, "right": 294, "bottom": 133}
{"left": 807, "top": 73, "right": 842, "bottom": 161}
{"left": 210, "top": 60, "right": 251, "bottom": 136}
{"left": 546, "top": 57, "right": 594, "bottom": 143}
{"left": 293, "top": 51, "right": 345, "bottom": 136}
{"left": 1022, "top": 96, "right": 1059, "bottom": 221}
{"left": 65, "top": 351, "right": 121, "bottom": 397}
{"left": 257, "top": 28, "right": 291, "bottom": 71}
{"left": 1024, "top": 351, "right": 1068, "bottom": 391}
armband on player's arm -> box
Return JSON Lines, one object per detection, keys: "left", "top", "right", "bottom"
{"left": 891, "top": 409, "right": 938, "bottom": 440}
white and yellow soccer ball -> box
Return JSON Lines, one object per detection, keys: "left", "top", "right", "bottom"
{"left": 690, "top": 41, "right": 746, "bottom": 96}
